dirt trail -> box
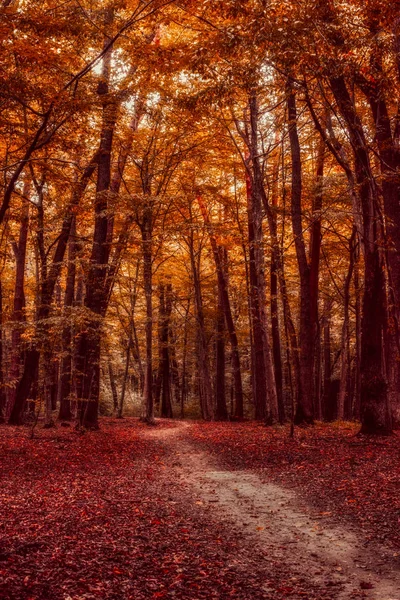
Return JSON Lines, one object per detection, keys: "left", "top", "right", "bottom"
{"left": 147, "top": 421, "right": 400, "bottom": 600}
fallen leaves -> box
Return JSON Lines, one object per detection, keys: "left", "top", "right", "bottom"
{"left": 1, "top": 418, "right": 398, "bottom": 599}
{"left": 0, "top": 418, "right": 317, "bottom": 600}
{"left": 189, "top": 421, "right": 400, "bottom": 551}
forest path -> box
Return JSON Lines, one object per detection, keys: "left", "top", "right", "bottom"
{"left": 146, "top": 420, "right": 400, "bottom": 600}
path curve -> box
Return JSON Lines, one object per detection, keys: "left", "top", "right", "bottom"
{"left": 147, "top": 420, "right": 400, "bottom": 600}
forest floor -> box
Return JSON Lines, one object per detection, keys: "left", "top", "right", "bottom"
{"left": 0, "top": 419, "right": 399, "bottom": 600}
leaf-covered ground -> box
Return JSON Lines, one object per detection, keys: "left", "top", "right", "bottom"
{"left": 1, "top": 419, "right": 399, "bottom": 600}
{"left": 0, "top": 419, "right": 320, "bottom": 600}
{"left": 189, "top": 421, "right": 400, "bottom": 552}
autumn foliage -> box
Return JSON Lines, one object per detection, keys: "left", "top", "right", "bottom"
{"left": 0, "top": 6, "right": 400, "bottom": 425}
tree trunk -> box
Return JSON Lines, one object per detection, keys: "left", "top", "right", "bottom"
{"left": 322, "top": 296, "right": 332, "bottom": 421}
{"left": 197, "top": 196, "right": 243, "bottom": 419}
{"left": 141, "top": 205, "right": 155, "bottom": 423}
{"left": 309, "top": 137, "right": 325, "bottom": 415}
{"left": 0, "top": 280, "right": 6, "bottom": 422}
{"left": 8, "top": 187, "right": 30, "bottom": 414}
{"left": 353, "top": 250, "right": 361, "bottom": 420}
{"left": 58, "top": 217, "right": 77, "bottom": 421}
{"left": 180, "top": 298, "right": 190, "bottom": 418}
{"left": 44, "top": 354, "right": 56, "bottom": 428}
{"left": 337, "top": 230, "right": 356, "bottom": 420}
{"left": 287, "top": 79, "right": 314, "bottom": 424}
{"left": 159, "top": 283, "right": 173, "bottom": 419}
{"left": 246, "top": 93, "right": 279, "bottom": 423}
{"left": 108, "top": 359, "right": 118, "bottom": 413}
{"left": 154, "top": 310, "right": 163, "bottom": 411}
{"left": 262, "top": 144, "right": 300, "bottom": 421}
{"left": 118, "top": 343, "right": 130, "bottom": 419}
{"left": 215, "top": 277, "right": 228, "bottom": 421}
{"left": 77, "top": 20, "right": 116, "bottom": 429}
{"left": 329, "top": 74, "right": 391, "bottom": 434}
{"left": 169, "top": 327, "right": 181, "bottom": 404}
{"left": 357, "top": 61, "right": 400, "bottom": 426}
{"left": 8, "top": 152, "right": 99, "bottom": 425}
{"left": 314, "top": 320, "right": 322, "bottom": 420}
{"left": 270, "top": 255, "right": 285, "bottom": 423}
{"left": 189, "top": 228, "right": 213, "bottom": 420}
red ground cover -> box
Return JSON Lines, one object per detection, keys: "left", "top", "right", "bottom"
{"left": 189, "top": 421, "right": 400, "bottom": 552}
{"left": 1, "top": 419, "right": 399, "bottom": 600}
{"left": 0, "top": 419, "right": 321, "bottom": 600}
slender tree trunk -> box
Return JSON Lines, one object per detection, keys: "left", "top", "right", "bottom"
{"left": 44, "top": 356, "right": 56, "bottom": 428}
{"left": 268, "top": 143, "right": 284, "bottom": 423}
{"left": 180, "top": 298, "right": 190, "bottom": 418}
{"left": 322, "top": 296, "right": 332, "bottom": 421}
{"left": 118, "top": 343, "right": 130, "bottom": 419}
{"left": 309, "top": 137, "right": 325, "bottom": 415}
{"left": 8, "top": 188, "right": 30, "bottom": 413}
{"left": 270, "top": 255, "right": 285, "bottom": 423}
{"left": 337, "top": 230, "right": 356, "bottom": 420}
{"left": 246, "top": 93, "right": 279, "bottom": 422}
{"left": 0, "top": 280, "right": 6, "bottom": 422}
{"left": 132, "top": 319, "right": 144, "bottom": 396}
{"left": 189, "top": 229, "right": 213, "bottom": 420}
{"left": 108, "top": 359, "right": 118, "bottom": 413}
{"left": 330, "top": 74, "right": 391, "bottom": 434}
{"left": 353, "top": 250, "right": 361, "bottom": 420}
{"left": 141, "top": 205, "right": 155, "bottom": 423}
{"left": 215, "top": 277, "right": 228, "bottom": 420}
{"left": 169, "top": 327, "right": 181, "bottom": 404}
{"left": 154, "top": 283, "right": 166, "bottom": 410}
{"left": 58, "top": 217, "right": 77, "bottom": 421}
{"left": 246, "top": 187, "right": 267, "bottom": 421}
{"left": 154, "top": 308, "right": 163, "bottom": 410}
{"left": 197, "top": 196, "right": 243, "bottom": 419}
{"left": 314, "top": 320, "right": 322, "bottom": 420}
{"left": 160, "top": 283, "right": 173, "bottom": 418}
{"left": 287, "top": 79, "right": 314, "bottom": 424}
{"left": 263, "top": 146, "right": 300, "bottom": 419}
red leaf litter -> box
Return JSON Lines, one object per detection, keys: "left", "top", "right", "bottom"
{"left": 189, "top": 421, "right": 400, "bottom": 550}
{"left": 1, "top": 419, "right": 400, "bottom": 600}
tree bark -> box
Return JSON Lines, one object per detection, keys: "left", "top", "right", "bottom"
{"left": 77, "top": 16, "right": 116, "bottom": 429}
{"left": 270, "top": 255, "right": 285, "bottom": 423}
{"left": 180, "top": 298, "right": 190, "bottom": 418}
{"left": 269, "top": 149, "right": 285, "bottom": 423}
{"left": 309, "top": 137, "right": 325, "bottom": 415}
{"left": 337, "top": 230, "right": 356, "bottom": 420}
{"left": 141, "top": 204, "right": 155, "bottom": 423}
{"left": 215, "top": 275, "right": 228, "bottom": 421}
{"left": 197, "top": 196, "right": 243, "bottom": 419}
{"left": 8, "top": 185, "right": 30, "bottom": 414}
{"left": 159, "top": 283, "right": 173, "bottom": 418}
{"left": 118, "top": 342, "right": 130, "bottom": 419}
{"left": 262, "top": 145, "right": 301, "bottom": 421}
{"left": 0, "top": 280, "right": 6, "bottom": 422}
{"left": 329, "top": 74, "right": 391, "bottom": 434}
{"left": 287, "top": 79, "right": 314, "bottom": 424}
{"left": 108, "top": 359, "right": 119, "bottom": 413}
{"left": 58, "top": 216, "right": 78, "bottom": 421}
{"left": 246, "top": 93, "right": 279, "bottom": 423}
{"left": 322, "top": 296, "right": 332, "bottom": 420}
{"left": 188, "top": 227, "right": 213, "bottom": 420}
{"left": 353, "top": 250, "right": 361, "bottom": 420}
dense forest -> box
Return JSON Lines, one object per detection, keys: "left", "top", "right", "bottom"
{"left": 0, "top": 0, "right": 399, "bottom": 435}
{"left": 3, "top": 3, "right": 400, "bottom": 599}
